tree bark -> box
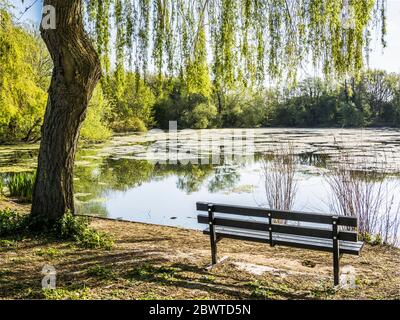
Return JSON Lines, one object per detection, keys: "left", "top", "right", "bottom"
{"left": 31, "top": 0, "right": 101, "bottom": 222}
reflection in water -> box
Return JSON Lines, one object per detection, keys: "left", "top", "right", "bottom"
{"left": 1, "top": 129, "right": 400, "bottom": 244}
{"left": 298, "top": 152, "right": 329, "bottom": 168}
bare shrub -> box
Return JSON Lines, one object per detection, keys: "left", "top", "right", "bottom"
{"left": 262, "top": 143, "right": 297, "bottom": 211}
{"left": 325, "top": 149, "right": 400, "bottom": 246}
{"left": 379, "top": 196, "right": 400, "bottom": 247}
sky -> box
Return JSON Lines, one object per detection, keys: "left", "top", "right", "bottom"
{"left": 10, "top": 0, "right": 400, "bottom": 74}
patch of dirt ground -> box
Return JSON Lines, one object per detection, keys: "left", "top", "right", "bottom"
{"left": 0, "top": 201, "right": 399, "bottom": 300}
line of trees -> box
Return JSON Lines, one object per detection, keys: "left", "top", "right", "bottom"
{"left": 1, "top": 7, "right": 400, "bottom": 145}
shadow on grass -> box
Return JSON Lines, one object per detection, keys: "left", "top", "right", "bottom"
{"left": 0, "top": 234, "right": 332, "bottom": 300}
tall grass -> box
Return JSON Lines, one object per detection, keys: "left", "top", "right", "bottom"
{"left": 7, "top": 172, "right": 36, "bottom": 202}
{"left": 262, "top": 143, "right": 298, "bottom": 211}
{"left": 325, "top": 150, "right": 400, "bottom": 246}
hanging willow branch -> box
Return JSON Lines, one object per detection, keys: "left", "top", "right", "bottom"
{"left": 83, "top": 0, "right": 387, "bottom": 87}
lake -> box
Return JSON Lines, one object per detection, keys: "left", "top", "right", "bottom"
{"left": 1, "top": 128, "right": 400, "bottom": 243}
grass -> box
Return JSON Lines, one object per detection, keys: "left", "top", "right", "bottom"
{"left": 42, "top": 287, "right": 92, "bottom": 300}
{"left": 36, "top": 247, "right": 63, "bottom": 259}
{"left": 127, "top": 264, "right": 181, "bottom": 282}
{"left": 0, "top": 239, "right": 17, "bottom": 249}
{"left": 7, "top": 172, "right": 35, "bottom": 202}
{"left": 138, "top": 291, "right": 162, "bottom": 300}
{"left": 86, "top": 265, "right": 116, "bottom": 280}
{"left": 0, "top": 268, "right": 12, "bottom": 276}
{"left": 244, "top": 280, "right": 291, "bottom": 299}
{"left": 0, "top": 204, "right": 399, "bottom": 300}
{"left": 0, "top": 209, "right": 29, "bottom": 237}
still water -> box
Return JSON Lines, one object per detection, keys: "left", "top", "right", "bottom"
{"left": 1, "top": 128, "right": 400, "bottom": 232}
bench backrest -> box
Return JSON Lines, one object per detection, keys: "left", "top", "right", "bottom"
{"left": 196, "top": 202, "right": 359, "bottom": 243}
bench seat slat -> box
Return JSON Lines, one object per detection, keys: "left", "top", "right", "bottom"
{"left": 197, "top": 214, "right": 358, "bottom": 242}
{"left": 203, "top": 226, "right": 364, "bottom": 255}
{"left": 197, "top": 202, "right": 357, "bottom": 227}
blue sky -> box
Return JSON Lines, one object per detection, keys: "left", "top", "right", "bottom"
{"left": 11, "top": 0, "right": 400, "bottom": 74}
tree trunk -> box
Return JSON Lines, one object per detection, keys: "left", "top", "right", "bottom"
{"left": 31, "top": 0, "right": 101, "bottom": 222}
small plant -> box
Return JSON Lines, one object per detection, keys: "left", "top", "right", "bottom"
{"left": 128, "top": 264, "right": 179, "bottom": 281}
{"left": 0, "top": 210, "right": 113, "bottom": 250}
{"left": 0, "top": 239, "right": 17, "bottom": 249}
{"left": 57, "top": 213, "right": 114, "bottom": 250}
{"left": 200, "top": 275, "right": 216, "bottom": 283}
{"left": 42, "top": 287, "right": 92, "bottom": 300}
{"left": 0, "top": 209, "right": 28, "bottom": 237}
{"left": 128, "top": 263, "right": 154, "bottom": 279}
{"left": 359, "top": 232, "right": 382, "bottom": 246}
{"left": 58, "top": 213, "right": 89, "bottom": 240}
{"left": 138, "top": 291, "right": 160, "bottom": 300}
{"left": 36, "top": 247, "right": 62, "bottom": 258}
{"left": 250, "top": 287, "right": 275, "bottom": 299}
{"left": 75, "top": 228, "right": 114, "bottom": 250}
{"left": 86, "top": 265, "right": 116, "bottom": 280}
{"left": 7, "top": 172, "right": 36, "bottom": 202}
{"left": 245, "top": 281, "right": 275, "bottom": 299}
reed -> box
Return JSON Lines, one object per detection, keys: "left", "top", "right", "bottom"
{"left": 325, "top": 149, "right": 400, "bottom": 246}
{"left": 262, "top": 142, "right": 298, "bottom": 211}
{"left": 7, "top": 172, "right": 36, "bottom": 202}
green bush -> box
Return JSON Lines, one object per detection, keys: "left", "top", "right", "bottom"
{"left": 75, "top": 228, "right": 114, "bottom": 250}
{"left": 338, "top": 101, "right": 364, "bottom": 127}
{"left": 57, "top": 213, "right": 114, "bottom": 250}
{"left": 182, "top": 102, "right": 217, "bottom": 129}
{"left": 57, "top": 212, "right": 88, "bottom": 240}
{"left": 0, "top": 210, "right": 113, "bottom": 249}
{"left": 107, "top": 73, "right": 155, "bottom": 133}
{"left": 0, "top": 209, "right": 28, "bottom": 237}
{"left": 7, "top": 172, "right": 36, "bottom": 202}
{"left": 111, "top": 117, "right": 147, "bottom": 133}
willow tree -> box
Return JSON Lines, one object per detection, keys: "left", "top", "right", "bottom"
{"left": 31, "top": 0, "right": 386, "bottom": 222}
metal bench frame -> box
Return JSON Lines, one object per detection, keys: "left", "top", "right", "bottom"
{"left": 197, "top": 202, "right": 364, "bottom": 286}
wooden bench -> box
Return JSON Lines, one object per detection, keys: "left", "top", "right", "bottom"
{"left": 197, "top": 202, "right": 364, "bottom": 286}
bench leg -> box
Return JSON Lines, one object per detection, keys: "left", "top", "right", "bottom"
{"left": 208, "top": 204, "right": 217, "bottom": 265}
{"left": 332, "top": 216, "right": 340, "bottom": 286}
{"left": 333, "top": 249, "right": 340, "bottom": 286}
